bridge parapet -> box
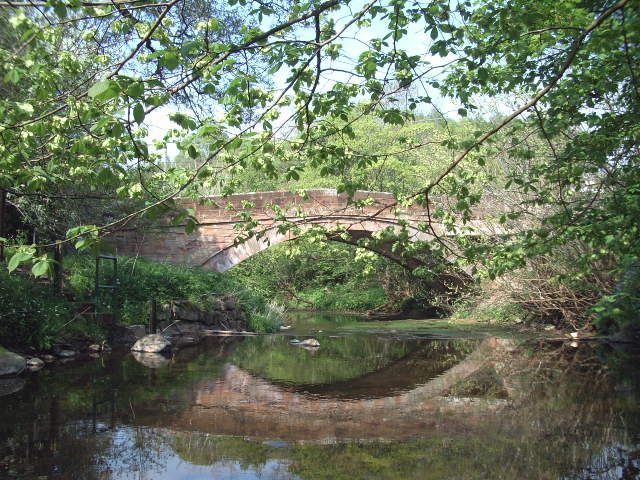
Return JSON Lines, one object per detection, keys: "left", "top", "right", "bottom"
{"left": 108, "top": 189, "right": 501, "bottom": 272}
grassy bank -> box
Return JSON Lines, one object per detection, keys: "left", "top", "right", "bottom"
{"left": 0, "top": 254, "right": 282, "bottom": 349}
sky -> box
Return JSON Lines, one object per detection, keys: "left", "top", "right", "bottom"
{"left": 144, "top": 0, "right": 464, "bottom": 162}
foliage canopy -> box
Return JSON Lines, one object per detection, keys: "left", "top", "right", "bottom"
{"left": 0, "top": 0, "right": 638, "bottom": 327}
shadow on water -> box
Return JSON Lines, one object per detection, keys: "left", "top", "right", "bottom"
{"left": 1, "top": 314, "right": 640, "bottom": 479}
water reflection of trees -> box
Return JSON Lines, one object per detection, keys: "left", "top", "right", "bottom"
{"left": 0, "top": 340, "right": 233, "bottom": 478}
{"left": 166, "top": 342, "right": 640, "bottom": 480}
{"left": 230, "top": 335, "right": 477, "bottom": 387}
{"left": 0, "top": 340, "right": 639, "bottom": 479}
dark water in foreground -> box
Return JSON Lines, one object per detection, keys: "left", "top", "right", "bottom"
{"left": 1, "top": 314, "right": 640, "bottom": 479}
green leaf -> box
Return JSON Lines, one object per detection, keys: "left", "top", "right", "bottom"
{"left": 185, "top": 218, "right": 197, "bottom": 234}
{"left": 169, "top": 112, "right": 197, "bottom": 130}
{"left": 187, "top": 145, "right": 198, "bottom": 158}
{"left": 88, "top": 80, "right": 120, "bottom": 101}
{"left": 133, "top": 103, "right": 145, "bottom": 124}
{"left": 4, "top": 69, "right": 21, "bottom": 84}
{"left": 162, "top": 51, "right": 180, "bottom": 70}
{"left": 126, "top": 82, "right": 145, "bottom": 98}
{"left": 15, "top": 102, "right": 34, "bottom": 115}
{"left": 53, "top": 4, "right": 67, "bottom": 18}
{"left": 32, "top": 260, "right": 49, "bottom": 278}
{"left": 8, "top": 251, "right": 33, "bottom": 273}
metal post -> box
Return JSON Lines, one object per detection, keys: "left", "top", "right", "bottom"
{"left": 53, "top": 240, "right": 63, "bottom": 295}
{"left": 0, "top": 189, "right": 6, "bottom": 262}
{"left": 150, "top": 298, "right": 157, "bottom": 333}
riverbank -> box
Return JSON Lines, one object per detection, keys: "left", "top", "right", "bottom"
{"left": 0, "top": 254, "right": 283, "bottom": 352}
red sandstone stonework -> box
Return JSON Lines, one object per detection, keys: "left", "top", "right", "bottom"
{"left": 108, "top": 189, "right": 496, "bottom": 271}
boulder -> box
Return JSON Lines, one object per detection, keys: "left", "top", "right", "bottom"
{"left": 26, "top": 357, "right": 45, "bottom": 371}
{"left": 132, "top": 351, "right": 170, "bottom": 369}
{"left": 222, "top": 296, "right": 237, "bottom": 311}
{"left": 0, "top": 377, "right": 25, "bottom": 397}
{"left": 56, "top": 350, "right": 77, "bottom": 359}
{"left": 300, "top": 338, "right": 320, "bottom": 347}
{"left": 127, "top": 325, "right": 147, "bottom": 339}
{"left": 41, "top": 354, "right": 56, "bottom": 363}
{"left": 171, "top": 301, "right": 203, "bottom": 322}
{"left": 131, "top": 334, "right": 171, "bottom": 353}
{"left": 0, "top": 347, "right": 26, "bottom": 377}
{"left": 111, "top": 324, "right": 147, "bottom": 346}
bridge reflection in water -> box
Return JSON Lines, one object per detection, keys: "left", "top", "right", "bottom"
{"left": 154, "top": 337, "right": 511, "bottom": 442}
{"left": 1, "top": 332, "right": 639, "bottom": 479}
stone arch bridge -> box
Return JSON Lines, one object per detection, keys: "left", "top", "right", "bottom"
{"left": 109, "top": 189, "right": 501, "bottom": 280}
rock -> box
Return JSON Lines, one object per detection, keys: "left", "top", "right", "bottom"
{"left": 56, "top": 350, "right": 76, "bottom": 359}
{"left": 0, "top": 347, "right": 26, "bottom": 377}
{"left": 26, "top": 358, "right": 44, "bottom": 371}
{"left": 127, "top": 325, "right": 147, "bottom": 339}
{"left": 41, "top": 354, "right": 56, "bottom": 363}
{"left": 132, "top": 352, "right": 170, "bottom": 369}
{"left": 289, "top": 339, "right": 301, "bottom": 344}
{"left": 0, "top": 377, "right": 25, "bottom": 397}
{"left": 88, "top": 344, "right": 102, "bottom": 352}
{"left": 171, "top": 301, "right": 203, "bottom": 322}
{"left": 543, "top": 325, "right": 556, "bottom": 331}
{"left": 163, "top": 321, "right": 202, "bottom": 338}
{"left": 280, "top": 325, "right": 292, "bottom": 330}
{"left": 300, "top": 338, "right": 320, "bottom": 347}
{"left": 569, "top": 331, "right": 579, "bottom": 339}
{"left": 111, "top": 324, "right": 147, "bottom": 346}
{"left": 173, "top": 336, "right": 199, "bottom": 348}
{"left": 222, "top": 296, "right": 237, "bottom": 311}
{"left": 131, "top": 334, "right": 171, "bottom": 353}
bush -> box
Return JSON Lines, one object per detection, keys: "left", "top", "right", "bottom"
{"left": 66, "top": 255, "right": 282, "bottom": 332}
{"left": 0, "top": 254, "right": 282, "bottom": 350}
{"left": 0, "top": 269, "right": 74, "bottom": 349}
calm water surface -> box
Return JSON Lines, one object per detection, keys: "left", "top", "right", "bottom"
{"left": 1, "top": 313, "right": 639, "bottom": 479}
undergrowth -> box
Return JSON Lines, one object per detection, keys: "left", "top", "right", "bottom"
{"left": 0, "top": 254, "right": 282, "bottom": 349}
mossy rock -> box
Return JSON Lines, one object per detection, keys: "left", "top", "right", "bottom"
{"left": 0, "top": 346, "right": 26, "bottom": 377}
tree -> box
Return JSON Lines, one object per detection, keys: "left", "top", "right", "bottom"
{"left": 0, "top": 0, "right": 638, "bottom": 328}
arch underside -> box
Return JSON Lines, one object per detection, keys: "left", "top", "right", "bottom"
{"left": 203, "top": 220, "right": 469, "bottom": 293}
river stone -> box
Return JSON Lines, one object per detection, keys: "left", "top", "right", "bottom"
{"left": 26, "top": 357, "right": 45, "bottom": 371}
{"left": 300, "top": 338, "right": 320, "bottom": 347}
{"left": 57, "top": 350, "right": 77, "bottom": 359}
{"left": 132, "top": 351, "right": 170, "bottom": 369}
{"left": 131, "top": 334, "right": 171, "bottom": 353}
{"left": 0, "top": 377, "right": 26, "bottom": 397}
{"left": 42, "top": 354, "right": 56, "bottom": 363}
{"left": 0, "top": 347, "right": 26, "bottom": 377}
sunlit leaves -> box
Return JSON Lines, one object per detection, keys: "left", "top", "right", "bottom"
{"left": 88, "top": 80, "right": 120, "bottom": 102}
{"left": 132, "top": 103, "right": 145, "bottom": 124}
{"left": 7, "top": 248, "right": 35, "bottom": 273}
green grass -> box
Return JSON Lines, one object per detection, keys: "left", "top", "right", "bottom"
{"left": 336, "top": 317, "right": 518, "bottom": 338}
{"left": 0, "top": 268, "right": 76, "bottom": 349}
{"left": 0, "top": 254, "right": 282, "bottom": 349}
{"left": 290, "top": 283, "right": 387, "bottom": 312}
{"left": 66, "top": 255, "right": 282, "bottom": 332}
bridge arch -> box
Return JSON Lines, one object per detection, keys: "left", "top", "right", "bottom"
{"left": 109, "top": 189, "right": 491, "bottom": 286}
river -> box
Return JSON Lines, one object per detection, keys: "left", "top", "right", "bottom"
{"left": 1, "top": 313, "right": 639, "bottom": 479}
